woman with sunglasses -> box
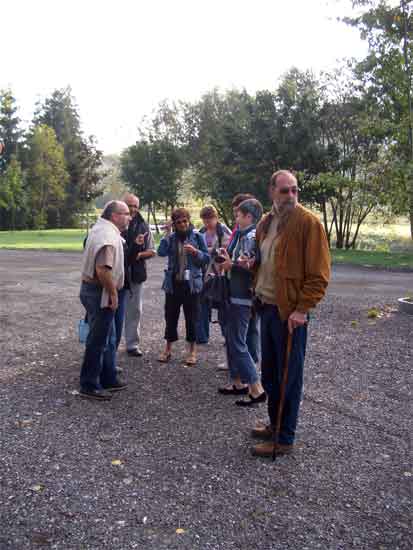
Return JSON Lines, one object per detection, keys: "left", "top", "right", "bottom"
{"left": 157, "top": 208, "right": 209, "bottom": 365}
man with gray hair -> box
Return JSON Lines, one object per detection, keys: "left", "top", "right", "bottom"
{"left": 122, "top": 193, "right": 156, "bottom": 357}
{"left": 79, "top": 200, "right": 130, "bottom": 400}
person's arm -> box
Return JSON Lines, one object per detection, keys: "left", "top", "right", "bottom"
{"left": 288, "top": 217, "right": 331, "bottom": 333}
{"left": 157, "top": 226, "right": 172, "bottom": 257}
{"left": 95, "top": 246, "right": 118, "bottom": 310}
{"left": 183, "top": 233, "right": 210, "bottom": 267}
{"left": 96, "top": 266, "right": 118, "bottom": 310}
{"left": 138, "top": 230, "right": 156, "bottom": 260}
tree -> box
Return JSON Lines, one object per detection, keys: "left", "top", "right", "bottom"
{"left": 121, "top": 138, "right": 185, "bottom": 228}
{"left": 34, "top": 87, "right": 104, "bottom": 226}
{"left": 344, "top": 0, "right": 413, "bottom": 237}
{"left": 25, "top": 125, "right": 69, "bottom": 228}
{"left": 0, "top": 89, "right": 22, "bottom": 172}
{"left": 184, "top": 88, "right": 270, "bottom": 224}
{"left": 0, "top": 156, "right": 26, "bottom": 230}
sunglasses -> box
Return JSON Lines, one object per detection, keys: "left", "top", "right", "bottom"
{"left": 279, "top": 186, "right": 299, "bottom": 195}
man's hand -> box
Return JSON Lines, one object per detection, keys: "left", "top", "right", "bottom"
{"left": 288, "top": 310, "right": 307, "bottom": 334}
{"left": 108, "top": 290, "right": 118, "bottom": 311}
{"left": 183, "top": 243, "right": 198, "bottom": 256}
{"left": 135, "top": 232, "right": 148, "bottom": 246}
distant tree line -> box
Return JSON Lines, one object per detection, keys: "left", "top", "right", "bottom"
{"left": 0, "top": 87, "right": 104, "bottom": 230}
{"left": 1, "top": 1, "right": 411, "bottom": 248}
{"left": 121, "top": 0, "right": 412, "bottom": 247}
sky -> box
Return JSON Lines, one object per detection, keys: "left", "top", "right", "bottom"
{"left": 1, "top": 0, "right": 369, "bottom": 154}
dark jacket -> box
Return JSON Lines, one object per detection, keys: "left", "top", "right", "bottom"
{"left": 123, "top": 212, "right": 151, "bottom": 286}
{"left": 227, "top": 225, "right": 257, "bottom": 306}
{"left": 157, "top": 228, "right": 209, "bottom": 294}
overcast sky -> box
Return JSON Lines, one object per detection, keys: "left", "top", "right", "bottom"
{"left": 2, "top": 0, "right": 369, "bottom": 154}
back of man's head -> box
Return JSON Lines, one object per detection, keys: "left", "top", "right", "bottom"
{"left": 101, "top": 201, "right": 121, "bottom": 221}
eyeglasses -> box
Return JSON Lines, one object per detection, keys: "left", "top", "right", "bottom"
{"left": 279, "top": 186, "right": 299, "bottom": 195}
{"left": 175, "top": 219, "right": 189, "bottom": 225}
{"left": 126, "top": 203, "right": 138, "bottom": 208}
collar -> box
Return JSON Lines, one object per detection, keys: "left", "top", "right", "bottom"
{"left": 97, "top": 217, "right": 120, "bottom": 234}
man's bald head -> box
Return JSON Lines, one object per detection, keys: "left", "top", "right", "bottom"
{"left": 122, "top": 192, "right": 140, "bottom": 217}
{"left": 101, "top": 200, "right": 130, "bottom": 231}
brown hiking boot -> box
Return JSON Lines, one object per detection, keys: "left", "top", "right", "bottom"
{"left": 250, "top": 422, "right": 273, "bottom": 440}
{"left": 251, "top": 441, "right": 294, "bottom": 458}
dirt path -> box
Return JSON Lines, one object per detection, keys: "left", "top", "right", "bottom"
{"left": 0, "top": 250, "right": 411, "bottom": 550}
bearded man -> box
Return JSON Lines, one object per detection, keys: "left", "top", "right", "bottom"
{"left": 251, "top": 170, "right": 331, "bottom": 457}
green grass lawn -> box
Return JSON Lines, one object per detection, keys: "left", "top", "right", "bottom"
{"left": 1, "top": 228, "right": 412, "bottom": 270}
{"left": 331, "top": 249, "right": 413, "bottom": 270}
{"left": 0, "top": 229, "right": 87, "bottom": 251}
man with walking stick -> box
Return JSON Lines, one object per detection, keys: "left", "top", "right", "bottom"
{"left": 251, "top": 170, "right": 331, "bottom": 457}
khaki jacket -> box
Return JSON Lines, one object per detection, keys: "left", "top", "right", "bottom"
{"left": 255, "top": 204, "right": 331, "bottom": 320}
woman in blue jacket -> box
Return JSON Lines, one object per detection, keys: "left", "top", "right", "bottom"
{"left": 158, "top": 208, "right": 209, "bottom": 366}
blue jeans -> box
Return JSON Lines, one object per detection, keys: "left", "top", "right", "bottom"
{"left": 246, "top": 315, "right": 260, "bottom": 363}
{"left": 260, "top": 304, "right": 307, "bottom": 445}
{"left": 79, "top": 283, "right": 119, "bottom": 391}
{"left": 114, "top": 287, "right": 127, "bottom": 350}
{"left": 196, "top": 300, "right": 210, "bottom": 344}
{"left": 225, "top": 303, "right": 259, "bottom": 385}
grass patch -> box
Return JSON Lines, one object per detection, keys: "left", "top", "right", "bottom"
{"left": 0, "top": 228, "right": 412, "bottom": 270}
{"left": 0, "top": 229, "right": 87, "bottom": 251}
{"left": 331, "top": 249, "right": 413, "bottom": 270}
{"left": 0, "top": 229, "right": 162, "bottom": 251}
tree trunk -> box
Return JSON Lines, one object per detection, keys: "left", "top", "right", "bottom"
{"left": 151, "top": 204, "right": 159, "bottom": 233}
{"left": 321, "top": 199, "right": 331, "bottom": 247}
{"left": 401, "top": 0, "right": 413, "bottom": 238}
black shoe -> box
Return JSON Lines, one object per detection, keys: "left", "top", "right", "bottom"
{"left": 235, "top": 392, "right": 267, "bottom": 407}
{"left": 102, "top": 381, "right": 128, "bottom": 392}
{"left": 218, "top": 385, "right": 249, "bottom": 396}
{"left": 127, "top": 348, "right": 143, "bottom": 357}
{"left": 79, "top": 388, "right": 113, "bottom": 401}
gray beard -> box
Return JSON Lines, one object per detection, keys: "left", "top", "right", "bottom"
{"left": 274, "top": 200, "right": 296, "bottom": 232}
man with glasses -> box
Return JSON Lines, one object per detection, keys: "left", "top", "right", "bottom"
{"left": 122, "top": 193, "right": 156, "bottom": 357}
{"left": 251, "top": 170, "right": 330, "bottom": 456}
{"left": 79, "top": 201, "right": 131, "bottom": 400}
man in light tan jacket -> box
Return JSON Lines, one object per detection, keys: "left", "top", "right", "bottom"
{"left": 79, "top": 201, "right": 130, "bottom": 401}
{"left": 251, "top": 170, "right": 331, "bottom": 457}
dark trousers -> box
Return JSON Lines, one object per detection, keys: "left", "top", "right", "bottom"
{"left": 79, "top": 282, "right": 118, "bottom": 392}
{"left": 260, "top": 304, "right": 307, "bottom": 445}
{"left": 164, "top": 281, "right": 200, "bottom": 343}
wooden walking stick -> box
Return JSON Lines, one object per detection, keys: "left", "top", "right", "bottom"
{"left": 272, "top": 330, "right": 293, "bottom": 461}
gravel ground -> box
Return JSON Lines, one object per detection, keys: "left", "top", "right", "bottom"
{"left": 0, "top": 250, "right": 412, "bottom": 550}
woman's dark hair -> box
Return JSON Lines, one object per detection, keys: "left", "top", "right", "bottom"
{"left": 200, "top": 205, "right": 218, "bottom": 219}
{"left": 231, "top": 193, "right": 254, "bottom": 208}
{"left": 237, "top": 198, "right": 263, "bottom": 224}
{"left": 171, "top": 207, "right": 191, "bottom": 223}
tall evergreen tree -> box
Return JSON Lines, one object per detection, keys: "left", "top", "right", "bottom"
{"left": 34, "top": 87, "right": 104, "bottom": 226}
{"left": 0, "top": 89, "right": 22, "bottom": 172}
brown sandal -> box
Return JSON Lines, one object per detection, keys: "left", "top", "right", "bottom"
{"left": 184, "top": 353, "right": 197, "bottom": 366}
{"left": 158, "top": 351, "right": 172, "bottom": 363}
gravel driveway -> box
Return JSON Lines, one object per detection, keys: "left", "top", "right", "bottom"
{"left": 0, "top": 250, "right": 412, "bottom": 550}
